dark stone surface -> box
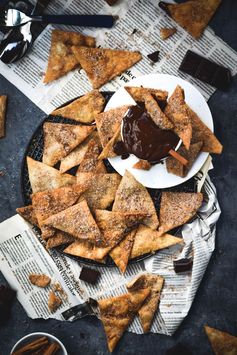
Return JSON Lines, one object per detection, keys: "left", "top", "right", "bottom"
{"left": 0, "top": 1, "right": 237, "bottom": 354}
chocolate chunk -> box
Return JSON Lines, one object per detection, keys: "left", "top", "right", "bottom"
{"left": 104, "top": 0, "right": 118, "bottom": 5}
{"left": 173, "top": 258, "right": 193, "bottom": 273}
{"left": 166, "top": 343, "right": 192, "bottom": 355}
{"left": 0, "top": 285, "right": 16, "bottom": 325}
{"left": 79, "top": 267, "right": 101, "bottom": 285}
{"left": 132, "top": 29, "right": 137, "bottom": 35}
{"left": 147, "top": 50, "right": 160, "bottom": 63}
{"left": 179, "top": 50, "right": 232, "bottom": 91}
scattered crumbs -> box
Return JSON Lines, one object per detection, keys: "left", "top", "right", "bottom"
{"left": 132, "top": 29, "right": 137, "bottom": 35}
{"left": 52, "top": 282, "right": 68, "bottom": 301}
{"left": 0, "top": 170, "right": 6, "bottom": 177}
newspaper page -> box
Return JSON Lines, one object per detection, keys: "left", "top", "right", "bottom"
{"left": 0, "top": 0, "right": 237, "bottom": 113}
{"left": 0, "top": 158, "right": 221, "bottom": 335}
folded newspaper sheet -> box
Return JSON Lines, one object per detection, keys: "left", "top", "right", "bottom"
{"left": 0, "top": 157, "right": 221, "bottom": 335}
{"left": 0, "top": 0, "right": 237, "bottom": 113}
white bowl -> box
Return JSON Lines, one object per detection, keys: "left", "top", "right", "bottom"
{"left": 10, "top": 332, "right": 68, "bottom": 355}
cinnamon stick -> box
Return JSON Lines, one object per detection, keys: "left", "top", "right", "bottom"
{"left": 12, "top": 336, "right": 49, "bottom": 355}
{"left": 169, "top": 149, "right": 188, "bottom": 166}
{"left": 43, "top": 342, "right": 61, "bottom": 355}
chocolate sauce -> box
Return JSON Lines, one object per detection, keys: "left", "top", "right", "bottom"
{"left": 113, "top": 141, "right": 129, "bottom": 159}
{"left": 122, "top": 104, "right": 179, "bottom": 163}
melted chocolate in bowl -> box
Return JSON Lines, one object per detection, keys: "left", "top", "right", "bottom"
{"left": 122, "top": 103, "right": 179, "bottom": 164}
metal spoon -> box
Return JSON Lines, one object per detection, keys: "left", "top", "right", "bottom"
{"left": 0, "top": 0, "right": 50, "bottom": 63}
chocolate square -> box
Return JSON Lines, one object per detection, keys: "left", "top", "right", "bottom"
{"left": 79, "top": 267, "right": 101, "bottom": 285}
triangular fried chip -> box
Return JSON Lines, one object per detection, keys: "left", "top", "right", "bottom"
{"left": 165, "top": 86, "right": 192, "bottom": 149}
{"left": 95, "top": 105, "right": 130, "bottom": 148}
{"left": 44, "top": 200, "right": 102, "bottom": 244}
{"left": 144, "top": 93, "right": 173, "bottom": 130}
{"left": 48, "top": 291, "right": 62, "bottom": 313}
{"left": 42, "top": 122, "right": 94, "bottom": 166}
{"left": 29, "top": 274, "right": 51, "bottom": 288}
{"left": 59, "top": 131, "right": 98, "bottom": 173}
{"left": 160, "top": 27, "right": 177, "bottom": 40}
{"left": 77, "top": 173, "right": 121, "bottom": 210}
{"left": 166, "top": 141, "right": 203, "bottom": 177}
{"left": 95, "top": 210, "right": 147, "bottom": 248}
{"left": 46, "top": 231, "right": 75, "bottom": 249}
{"left": 98, "top": 125, "right": 122, "bottom": 160}
{"left": 0, "top": 95, "right": 7, "bottom": 138}
{"left": 158, "top": 192, "right": 203, "bottom": 234}
{"left": 27, "top": 157, "right": 76, "bottom": 193}
{"left": 51, "top": 90, "right": 105, "bottom": 123}
{"left": 31, "top": 184, "right": 85, "bottom": 239}
{"left": 72, "top": 46, "right": 142, "bottom": 89}
{"left": 16, "top": 205, "right": 39, "bottom": 226}
{"left": 44, "top": 29, "right": 95, "bottom": 83}
{"left": 125, "top": 87, "right": 168, "bottom": 105}
{"left": 133, "top": 160, "right": 151, "bottom": 170}
{"left": 76, "top": 138, "right": 106, "bottom": 174}
{"left": 161, "top": 0, "right": 221, "bottom": 39}
{"left": 204, "top": 325, "right": 237, "bottom": 355}
{"left": 130, "top": 225, "right": 183, "bottom": 259}
{"left": 98, "top": 289, "right": 150, "bottom": 352}
{"left": 64, "top": 239, "right": 109, "bottom": 262}
{"left": 113, "top": 170, "right": 159, "bottom": 229}
{"left": 188, "top": 106, "right": 223, "bottom": 154}
{"left": 109, "top": 230, "right": 137, "bottom": 273}
{"left": 127, "top": 273, "right": 164, "bottom": 332}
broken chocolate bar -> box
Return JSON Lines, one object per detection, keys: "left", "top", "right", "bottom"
{"left": 173, "top": 258, "right": 193, "bottom": 273}
{"left": 79, "top": 267, "right": 101, "bottom": 285}
{"left": 166, "top": 343, "right": 192, "bottom": 355}
{"left": 147, "top": 50, "right": 160, "bottom": 63}
{"left": 179, "top": 50, "right": 232, "bottom": 90}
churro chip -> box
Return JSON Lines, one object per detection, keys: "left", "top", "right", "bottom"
{"left": 130, "top": 225, "right": 183, "bottom": 259}
{"left": 48, "top": 291, "right": 62, "bottom": 313}
{"left": 160, "top": 0, "right": 221, "bottom": 39}
{"left": 188, "top": 106, "right": 223, "bottom": 154}
{"left": 98, "top": 125, "right": 122, "bottom": 160}
{"left": 0, "top": 95, "right": 7, "bottom": 138}
{"left": 160, "top": 27, "right": 177, "bottom": 40}
{"left": 42, "top": 122, "right": 94, "bottom": 166}
{"left": 16, "top": 205, "right": 39, "bottom": 227}
{"left": 109, "top": 230, "right": 137, "bottom": 273}
{"left": 77, "top": 138, "right": 106, "bottom": 174}
{"left": 29, "top": 274, "right": 51, "bottom": 288}
{"left": 165, "top": 85, "right": 192, "bottom": 149}
{"left": 44, "top": 200, "right": 102, "bottom": 245}
{"left": 158, "top": 191, "right": 203, "bottom": 234}
{"left": 46, "top": 231, "right": 75, "bottom": 249}
{"left": 77, "top": 173, "right": 121, "bottom": 210}
{"left": 98, "top": 289, "right": 150, "bottom": 352}
{"left": 44, "top": 29, "right": 95, "bottom": 83}
{"left": 95, "top": 209, "right": 147, "bottom": 248}
{"left": 51, "top": 90, "right": 105, "bottom": 123}
{"left": 64, "top": 240, "right": 109, "bottom": 262}
{"left": 95, "top": 105, "right": 130, "bottom": 148}
{"left": 59, "top": 131, "right": 98, "bottom": 173}
{"left": 113, "top": 170, "right": 158, "bottom": 229}
{"left": 127, "top": 273, "right": 164, "bottom": 333}
{"left": 31, "top": 184, "right": 85, "bottom": 239}
{"left": 27, "top": 157, "right": 76, "bottom": 193}
{"left": 144, "top": 93, "right": 173, "bottom": 130}
{"left": 72, "top": 46, "right": 142, "bottom": 89}
{"left": 133, "top": 160, "right": 151, "bottom": 170}
{"left": 204, "top": 325, "right": 237, "bottom": 355}
{"left": 166, "top": 141, "right": 203, "bottom": 177}
{"left": 125, "top": 87, "right": 168, "bottom": 105}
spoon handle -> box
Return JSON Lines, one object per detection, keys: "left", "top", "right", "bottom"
{"left": 31, "top": 14, "right": 115, "bottom": 28}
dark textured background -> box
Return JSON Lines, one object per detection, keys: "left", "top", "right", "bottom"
{"left": 0, "top": 1, "right": 237, "bottom": 354}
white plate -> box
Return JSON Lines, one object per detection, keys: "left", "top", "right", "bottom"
{"left": 105, "top": 74, "right": 213, "bottom": 189}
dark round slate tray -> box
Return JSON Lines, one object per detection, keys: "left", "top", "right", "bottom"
{"left": 21, "top": 91, "right": 196, "bottom": 267}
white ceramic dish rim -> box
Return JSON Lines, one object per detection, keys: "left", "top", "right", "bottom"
{"left": 10, "top": 332, "right": 68, "bottom": 355}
